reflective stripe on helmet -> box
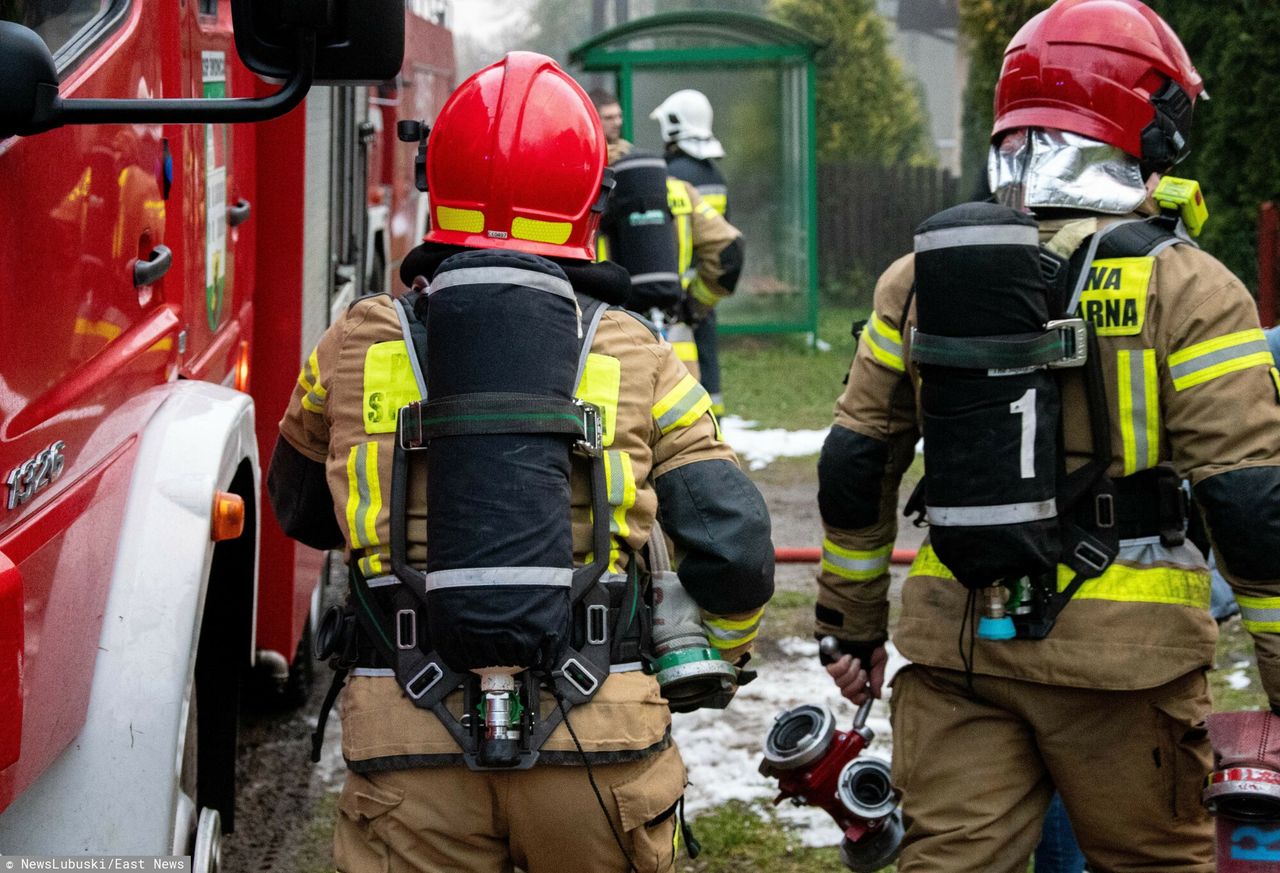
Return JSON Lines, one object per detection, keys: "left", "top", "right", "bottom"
{"left": 1169, "top": 328, "right": 1273, "bottom": 391}
{"left": 822, "top": 540, "right": 893, "bottom": 582}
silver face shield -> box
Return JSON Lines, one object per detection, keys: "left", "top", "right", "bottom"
{"left": 988, "top": 128, "right": 1147, "bottom": 215}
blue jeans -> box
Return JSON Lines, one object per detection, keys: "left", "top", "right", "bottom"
{"left": 1035, "top": 793, "right": 1085, "bottom": 873}
{"left": 1267, "top": 325, "right": 1280, "bottom": 368}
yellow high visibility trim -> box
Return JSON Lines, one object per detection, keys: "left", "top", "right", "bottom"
{"left": 909, "top": 544, "right": 1209, "bottom": 608}
{"left": 345, "top": 442, "right": 382, "bottom": 548}
{"left": 705, "top": 607, "right": 764, "bottom": 632}
{"left": 822, "top": 540, "right": 893, "bottom": 581}
{"left": 696, "top": 201, "right": 719, "bottom": 220}
{"left": 1117, "top": 349, "right": 1160, "bottom": 475}
{"left": 1270, "top": 367, "right": 1280, "bottom": 403}
{"left": 673, "top": 341, "right": 699, "bottom": 363}
{"left": 864, "top": 312, "right": 905, "bottom": 373}
{"left": 666, "top": 179, "right": 693, "bottom": 214}
{"left": 511, "top": 216, "right": 572, "bottom": 245}
{"left": 1169, "top": 328, "right": 1272, "bottom": 391}
{"left": 603, "top": 450, "right": 636, "bottom": 540}
{"left": 435, "top": 205, "right": 484, "bottom": 233}
{"left": 575, "top": 353, "right": 620, "bottom": 447}
{"left": 596, "top": 235, "right": 610, "bottom": 262}
{"left": 1236, "top": 594, "right": 1280, "bottom": 633}
{"left": 702, "top": 193, "right": 727, "bottom": 215}
{"left": 705, "top": 608, "right": 764, "bottom": 650}
{"left": 676, "top": 215, "right": 692, "bottom": 282}
{"left": 653, "top": 374, "right": 712, "bottom": 434}
{"left": 689, "top": 276, "right": 721, "bottom": 307}
{"left": 298, "top": 349, "right": 327, "bottom": 413}
{"left": 358, "top": 553, "right": 384, "bottom": 577}
{"left": 362, "top": 341, "right": 423, "bottom": 435}
{"left": 1078, "top": 258, "right": 1151, "bottom": 337}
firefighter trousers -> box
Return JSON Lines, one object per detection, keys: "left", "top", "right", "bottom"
{"left": 889, "top": 664, "right": 1213, "bottom": 873}
{"left": 333, "top": 743, "right": 685, "bottom": 873}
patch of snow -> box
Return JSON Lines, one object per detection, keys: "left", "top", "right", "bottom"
{"left": 814, "top": 338, "right": 833, "bottom": 352}
{"left": 1225, "top": 670, "right": 1253, "bottom": 690}
{"left": 720, "top": 416, "right": 829, "bottom": 470}
{"left": 671, "top": 637, "right": 908, "bottom": 847}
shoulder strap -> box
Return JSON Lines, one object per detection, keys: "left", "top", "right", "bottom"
{"left": 574, "top": 294, "right": 609, "bottom": 388}
{"left": 393, "top": 292, "right": 429, "bottom": 398}
{"left": 1096, "top": 215, "right": 1184, "bottom": 259}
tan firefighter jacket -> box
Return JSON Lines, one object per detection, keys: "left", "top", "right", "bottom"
{"left": 279, "top": 288, "right": 768, "bottom": 767}
{"left": 818, "top": 211, "right": 1280, "bottom": 706}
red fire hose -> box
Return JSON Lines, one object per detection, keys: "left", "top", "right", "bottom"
{"left": 775, "top": 547, "right": 917, "bottom": 565}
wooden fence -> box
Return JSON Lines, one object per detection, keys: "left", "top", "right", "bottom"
{"left": 817, "top": 162, "right": 963, "bottom": 298}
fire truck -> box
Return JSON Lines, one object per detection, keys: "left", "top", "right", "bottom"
{"left": 0, "top": 0, "right": 453, "bottom": 865}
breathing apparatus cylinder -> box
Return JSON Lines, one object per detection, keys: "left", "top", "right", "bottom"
{"left": 602, "top": 149, "right": 683, "bottom": 314}
{"left": 422, "top": 250, "right": 581, "bottom": 763}
{"left": 760, "top": 683, "right": 902, "bottom": 872}
{"left": 912, "top": 203, "right": 1064, "bottom": 602}
{"left": 647, "top": 524, "right": 738, "bottom": 712}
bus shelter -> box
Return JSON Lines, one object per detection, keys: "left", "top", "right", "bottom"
{"left": 570, "top": 12, "right": 818, "bottom": 336}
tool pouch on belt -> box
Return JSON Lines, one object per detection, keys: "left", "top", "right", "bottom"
{"left": 602, "top": 149, "right": 683, "bottom": 313}
{"left": 910, "top": 202, "right": 1081, "bottom": 588}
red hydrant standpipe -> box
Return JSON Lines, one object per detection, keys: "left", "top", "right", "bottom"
{"left": 775, "top": 547, "right": 917, "bottom": 565}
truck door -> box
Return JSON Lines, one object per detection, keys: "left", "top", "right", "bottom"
{"left": 176, "top": 0, "right": 255, "bottom": 385}
{"left": 0, "top": 0, "right": 177, "bottom": 805}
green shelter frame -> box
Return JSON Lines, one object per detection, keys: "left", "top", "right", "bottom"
{"left": 570, "top": 11, "right": 819, "bottom": 337}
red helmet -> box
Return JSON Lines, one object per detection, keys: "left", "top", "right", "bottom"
{"left": 993, "top": 0, "right": 1204, "bottom": 170}
{"left": 425, "top": 52, "right": 610, "bottom": 260}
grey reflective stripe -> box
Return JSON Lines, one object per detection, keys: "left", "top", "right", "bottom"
{"left": 914, "top": 224, "right": 1038, "bottom": 253}
{"left": 696, "top": 184, "right": 728, "bottom": 197}
{"left": 424, "top": 566, "right": 573, "bottom": 591}
{"left": 867, "top": 320, "right": 902, "bottom": 359}
{"left": 615, "top": 157, "right": 668, "bottom": 171}
{"left": 365, "top": 574, "right": 401, "bottom": 588}
{"left": 705, "top": 622, "right": 758, "bottom": 643}
{"left": 352, "top": 443, "right": 375, "bottom": 547}
{"left": 429, "top": 267, "right": 574, "bottom": 300}
{"left": 655, "top": 382, "right": 711, "bottom": 433}
{"left": 1241, "top": 604, "right": 1280, "bottom": 625}
{"left": 574, "top": 300, "right": 610, "bottom": 389}
{"left": 1116, "top": 537, "right": 1207, "bottom": 569}
{"left": 822, "top": 547, "right": 891, "bottom": 577}
{"left": 926, "top": 499, "right": 1057, "bottom": 526}
{"left": 605, "top": 451, "right": 626, "bottom": 505}
{"left": 393, "top": 298, "right": 428, "bottom": 398}
{"left": 351, "top": 667, "right": 396, "bottom": 677}
{"left": 631, "top": 272, "right": 682, "bottom": 286}
{"left": 610, "top": 661, "right": 645, "bottom": 673}
{"left": 1127, "top": 350, "right": 1153, "bottom": 472}
{"left": 1170, "top": 338, "right": 1272, "bottom": 383}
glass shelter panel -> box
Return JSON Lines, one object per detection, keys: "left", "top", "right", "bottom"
{"left": 628, "top": 63, "right": 812, "bottom": 333}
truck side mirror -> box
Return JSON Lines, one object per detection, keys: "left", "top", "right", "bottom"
{"left": 0, "top": 22, "right": 59, "bottom": 139}
{"left": 0, "top": 0, "right": 406, "bottom": 139}
{"left": 232, "top": 0, "right": 405, "bottom": 85}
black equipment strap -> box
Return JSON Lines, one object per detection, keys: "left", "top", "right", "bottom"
{"left": 398, "top": 393, "right": 600, "bottom": 444}
{"left": 910, "top": 322, "right": 1087, "bottom": 370}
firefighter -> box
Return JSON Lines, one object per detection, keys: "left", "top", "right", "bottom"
{"left": 652, "top": 89, "right": 733, "bottom": 415}
{"left": 815, "top": 2, "right": 1280, "bottom": 871}
{"left": 268, "top": 54, "right": 773, "bottom": 873}
{"left": 590, "top": 89, "right": 744, "bottom": 380}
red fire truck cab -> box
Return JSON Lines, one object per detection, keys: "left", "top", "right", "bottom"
{"left": 0, "top": 0, "right": 450, "bottom": 864}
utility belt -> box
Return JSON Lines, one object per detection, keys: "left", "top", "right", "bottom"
{"left": 347, "top": 563, "right": 654, "bottom": 675}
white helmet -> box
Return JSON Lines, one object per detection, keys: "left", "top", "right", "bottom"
{"left": 649, "top": 89, "right": 724, "bottom": 160}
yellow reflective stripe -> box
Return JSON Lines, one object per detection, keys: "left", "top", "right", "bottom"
{"left": 676, "top": 215, "right": 692, "bottom": 281}
{"left": 701, "top": 193, "right": 727, "bottom": 215}
{"left": 1117, "top": 349, "right": 1160, "bottom": 475}
{"left": 705, "top": 607, "right": 764, "bottom": 649}
{"left": 603, "top": 450, "right": 636, "bottom": 540}
{"left": 695, "top": 201, "right": 719, "bottom": 220}
{"left": 1237, "top": 595, "right": 1280, "bottom": 633}
{"left": 1169, "top": 328, "right": 1272, "bottom": 391}
{"left": 574, "top": 353, "right": 620, "bottom": 447}
{"left": 298, "top": 349, "right": 327, "bottom": 412}
{"left": 689, "top": 275, "right": 721, "bottom": 307}
{"left": 909, "top": 544, "right": 1209, "bottom": 608}
{"left": 345, "top": 442, "right": 382, "bottom": 548}
{"left": 362, "top": 340, "right": 423, "bottom": 434}
{"left": 435, "top": 205, "right": 484, "bottom": 233}
{"left": 822, "top": 540, "right": 893, "bottom": 581}
{"left": 1270, "top": 367, "right": 1280, "bottom": 402}
{"left": 673, "top": 341, "right": 698, "bottom": 363}
{"left": 511, "top": 216, "right": 572, "bottom": 245}
{"left": 864, "top": 312, "right": 905, "bottom": 373}
{"left": 357, "top": 553, "right": 384, "bottom": 577}
{"left": 596, "top": 235, "right": 609, "bottom": 263}
{"left": 653, "top": 374, "right": 712, "bottom": 434}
